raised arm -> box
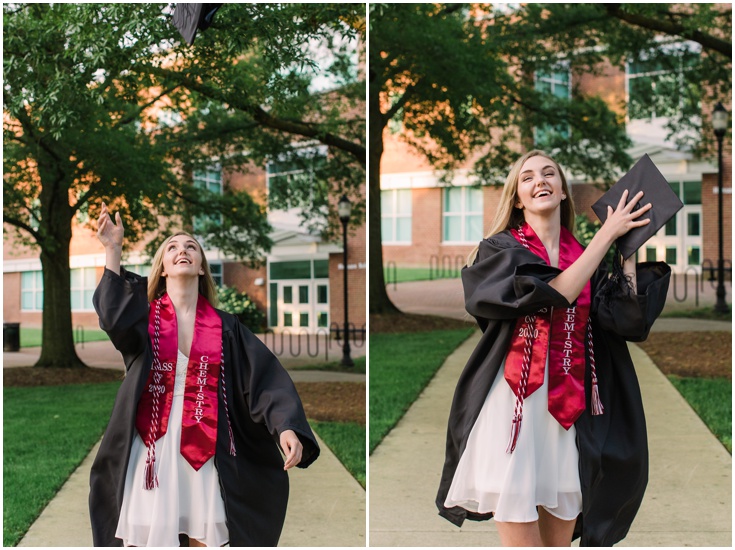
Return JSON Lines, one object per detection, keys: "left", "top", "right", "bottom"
{"left": 549, "top": 189, "right": 651, "bottom": 303}
{"left": 97, "top": 202, "right": 124, "bottom": 275}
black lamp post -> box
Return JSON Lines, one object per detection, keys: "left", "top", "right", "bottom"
{"left": 712, "top": 102, "right": 729, "bottom": 314}
{"left": 338, "top": 195, "right": 354, "bottom": 367}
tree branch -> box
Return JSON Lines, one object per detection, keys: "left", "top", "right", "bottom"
{"left": 604, "top": 4, "right": 732, "bottom": 59}
{"left": 113, "top": 85, "right": 182, "bottom": 128}
{"left": 148, "top": 66, "right": 366, "bottom": 166}
{"left": 383, "top": 83, "right": 416, "bottom": 123}
{"left": 3, "top": 213, "right": 42, "bottom": 243}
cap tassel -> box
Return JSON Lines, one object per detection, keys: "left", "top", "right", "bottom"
{"left": 506, "top": 413, "right": 522, "bottom": 454}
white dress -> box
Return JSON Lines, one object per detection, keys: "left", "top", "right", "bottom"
{"left": 444, "top": 354, "right": 583, "bottom": 522}
{"left": 116, "top": 349, "right": 229, "bottom": 547}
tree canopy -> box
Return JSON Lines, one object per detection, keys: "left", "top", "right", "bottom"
{"left": 3, "top": 2, "right": 366, "bottom": 366}
{"left": 369, "top": 2, "right": 731, "bottom": 313}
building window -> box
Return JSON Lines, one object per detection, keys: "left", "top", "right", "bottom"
{"left": 443, "top": 187, "right": 483, "bottom": 243}
{"left": 645, "top": 247, "right": 657, "bottom": 262}
{"left": 665, "top": 246, "right": 678, "bottom": 265}
{"left": 266, "top": 149, "right": 328, "bottom": 207}
{"left": 209, "top": 262, "right": 222, "bottom": 286}
{"left": 687, "top": 246, "right": 701, "bottom": 266}
{"left": 627, "top": 51, "right": 699, "bottom": 120}
{"left": 70, "top": 268, "right": 97, "bottom": 311}
{"left": 122, "top": 264, "right": 151, "bottom": 277}
{"left": 193, "top": 168, "right": 222, "bottom": 233}
{"left": 687, "top": 213, "right": 700, "bottom": 237}
{"left": 381, "top": 189, "right": 412, "bottom": 244}
{"left": 21, "top": 271, "right": 43, "bottom": 311}
{"left": 534, "top": 68, "right": 571, "bottom": 145}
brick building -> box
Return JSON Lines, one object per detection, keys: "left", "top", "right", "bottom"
{"left": 381, "top": 54, "right": 731, "bottom": 276}
{"left": 3, "top": 165, "right": 367, "bottom": 335}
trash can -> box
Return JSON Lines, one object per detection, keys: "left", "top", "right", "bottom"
{"left": 4, "top": 322, "right": 20, "bottom": 352}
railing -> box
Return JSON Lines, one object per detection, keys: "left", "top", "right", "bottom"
{"left": 651, "top": 259, "right": 732, "bottom": 307}
{"left": 262, "top": 323, "right": 366, "bottom": 363}
{"left": 429, "top": 254, "right": 465, "bottom": 280}
{"left": 385, "top": 260, "right": 398, "bottom": 290}
{"left": 75, "top": 325, "right": 85, "bottom": 349}
{"left": 330, "top": 322, "right": 367, "bottom": 349}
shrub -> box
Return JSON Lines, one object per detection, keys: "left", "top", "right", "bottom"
{"left": 575, "top": 214, "right": 616, "bottom": 265}
{"left": 216, "top": 285, "right": 265, "bottom": 331}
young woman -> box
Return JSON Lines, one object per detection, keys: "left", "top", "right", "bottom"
{"left": 436, "top": 151, "right": 671, "bottom": 546}
{"left": 91, "top": 202, "right": 319, "bottom": 547}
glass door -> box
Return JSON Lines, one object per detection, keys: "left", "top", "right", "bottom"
{"left": 271, "top": 279, "right": 329, "bottom": 333}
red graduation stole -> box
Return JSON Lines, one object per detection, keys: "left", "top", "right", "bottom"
{"left": 136, "top": 293, "right": 222, "bottom": 489}
{"left": 504, "top": 223, "right": 603, "bottom": 453}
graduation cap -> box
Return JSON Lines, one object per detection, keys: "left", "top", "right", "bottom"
{"left": 172, "top": 3, "right": 223, "bottom": 45}
{"left": 591, "top": 154, "right": 683, "bottom": 260}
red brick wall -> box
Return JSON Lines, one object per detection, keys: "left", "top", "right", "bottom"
{"left": 330, "top": 221, "right": 367, "bottom": 332}
{"left": 223, "top": 261, "right": 268, "bottom": 313}
{"left": 3, "top": 272, "right": 22, "bottom": 323}
{"left": 575, "top": 60, "right": 626, "bottom": 117}
{"left": 702, "top": 150, "right": 732, "bottom": 266}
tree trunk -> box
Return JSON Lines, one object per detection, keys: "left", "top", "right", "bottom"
{"left": 368, "top": 82, "right": 400, "bottom": 315}
{"left": 35, "top": 154, "right": 87, "bottom": 368}
{"left": 36, "top": 244, "right": 87, "bottom": 368}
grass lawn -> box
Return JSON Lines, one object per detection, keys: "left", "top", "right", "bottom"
{"left": 660, "top": 307, "right": 731, "bottom": 322}
{"left": 667, "top": 376, "right": 732, "bottom": 453}
{"left": 383, "top": 267, "right": 460, "bottom": 284}
{"left": 20, "top": 327, "right": 110, "bottom": 348}
{"left": 290, "top": 355, "right": 366, "bottom": 375}
{"left": 311, "top": 421, "right": 366, "bottom": 488}
{"left": 3, "top": 382, "right": 120, "bottom": 547}
{"left": 369, "top": 328, "right": 474, "bottom": 453}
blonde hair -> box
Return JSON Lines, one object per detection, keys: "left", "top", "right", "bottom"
{"left": 467, "top": 150, "right": 576, "bottom": 266}
{"left": 147, "top": 231, "right": 218, "bottom": 306}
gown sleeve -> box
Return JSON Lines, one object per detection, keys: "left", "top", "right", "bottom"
{"left": 462, "top": 236, "right": 572, "bottom": 323}
{"left": 233, "top": 321, "right": 320, "bottom": 468}
{"left": 92, "top": 267, "right": 149, "bottom": 367}
{"left": 592, "top": 261, "right": 671, "bottom": 341}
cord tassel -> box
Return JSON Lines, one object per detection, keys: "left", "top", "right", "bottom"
{"left": 221, "top": 345, "right": 237, "bottom": 457}
{"left": 590, "top": 380, "right": 604, "bottom": 416}
{"left": 587, "top": 318, "right": 604, "bottom": 416}
{"left": 144, "top": 452, "right": 158, "bottom": 490}
{"left": 506, "top": 413, "right": 522, "bottom": 453}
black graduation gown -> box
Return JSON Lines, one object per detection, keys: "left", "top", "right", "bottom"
{"left": 89, "top": 267, "right": 320, "bottom": 547}
{"left": 435, "top": 231, "right": 670, "bottom": 547}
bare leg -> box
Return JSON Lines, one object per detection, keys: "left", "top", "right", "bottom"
{"left": 537, "top": 507, "right": 576, "bottom": 547}
{"left": 495, "top": 520, "right": 544, "bottom": 547}
{"left": 188, "top": 538, "right": 206, "bottom": 547}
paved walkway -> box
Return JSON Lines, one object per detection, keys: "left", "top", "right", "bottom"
{"left": 19, "top": 431, "right": 365, "bottom": 547}
{"left": 374, "top": 279, "right": 731, "bottom": 545}
{"left": 369, "top": 331, "right": 732, "bottom": 547}
{"left": 8, "top": 337, "right": 365, "bottom": 547}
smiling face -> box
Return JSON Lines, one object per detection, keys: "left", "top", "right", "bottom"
{"left": 514, "top": 155, "right": 567, "bottom": 217}
{"left": 161, "top": 234, "right": 204, "bottom": 279}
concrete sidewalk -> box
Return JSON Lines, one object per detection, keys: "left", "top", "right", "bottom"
{"left": 18, "top": 430, "right": 365, "bottom": 547}
{"left": 369, "top": 331, "right": 731, "bottom": 547}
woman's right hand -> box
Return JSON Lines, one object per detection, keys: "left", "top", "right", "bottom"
{"left": 98, "top": 202, "right": 123, "bottom": 274}
{"left": 97, "top": 202, "right": 124, "bottom": 250}
{"left": 602, "top": 189, "right": 652, "bottom": 243}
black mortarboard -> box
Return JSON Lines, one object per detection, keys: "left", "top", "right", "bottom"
{"left": 591, "top": 154, "right": 683, "bottom": 260}
{"left": 172, "top": 3, "right": 223, "bottom": 45}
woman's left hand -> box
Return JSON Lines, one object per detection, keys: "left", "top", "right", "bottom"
{"left": 280, "top": 430, "right": 303, "bottom": 470}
